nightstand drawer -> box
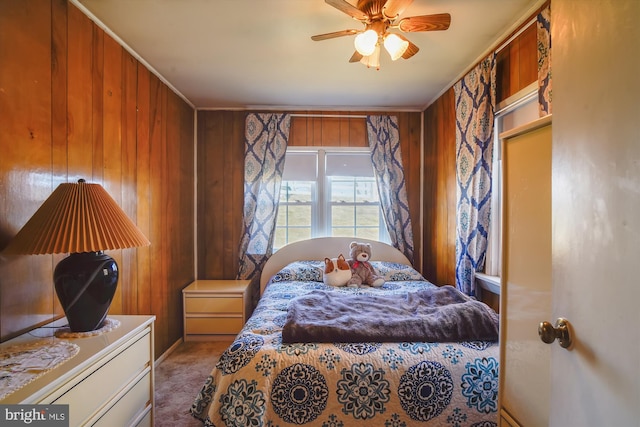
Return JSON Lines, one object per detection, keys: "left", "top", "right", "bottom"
{"left": 185, "top": 317, "right": 244, "bottom": 335}
{"left": 183, "top": 280, "right": 251, "bottom": 340}
{"left": 185, "top": 296, "right": 243, "bottom": 314}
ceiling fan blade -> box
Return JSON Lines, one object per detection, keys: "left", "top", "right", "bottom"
{"left": 396, "top": 34, "right": 419, "bottom": 59}
{"left": 311, "top": 29, "right": 359, "bottom": 41}
{"left": 382, "top": 0, "right": 413, "bottom": 19}
{"left": 349, "top": 51, "right": 363, "bottom": 62}
{"left": 397, "top": 13, "right": 451, "bottom": 32}
{"left": 325, "top": 0, "right": 369, "bottom": 21}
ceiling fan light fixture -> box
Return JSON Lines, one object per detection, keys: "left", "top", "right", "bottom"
{"left": 360, "top": 43, "right": 381, "bottom": 70}
{"left": 312, "top": 1, "right": 451, "bottom": 67}
{"left": 354, "top": 29, "right": 378, "bottom": 56}
{"left": 384, "top": 33, "right": 409, "bottom": 60}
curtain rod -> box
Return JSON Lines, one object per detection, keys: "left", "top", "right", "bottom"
{"left": 289, "top": 113, "right": 367, "bottom": 119}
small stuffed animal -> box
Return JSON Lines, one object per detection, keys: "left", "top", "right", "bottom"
{"left": 347, "top": 241, "right": 385, "bottom": 288}
{"left": 322, "top": 254, "right": 352, "bottom": 287}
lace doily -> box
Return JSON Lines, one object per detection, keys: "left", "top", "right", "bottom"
{"left": 0, "top": 340, "right": 80, "bottom": 400}
{"left": 54, "top": 317, "right": 120, "bottom": 338}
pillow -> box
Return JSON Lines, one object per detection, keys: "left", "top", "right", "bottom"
{"left": 270, "top": 260, "right": 424, "bottom": 284}
{"left": 370, "top": 261, "right": 425, "bottom": 282}
{"left": 270, "top": 261, "right": 324, "bottom": 283}
{"left": 322, "top": 255, "right": 352, "bottom": 287}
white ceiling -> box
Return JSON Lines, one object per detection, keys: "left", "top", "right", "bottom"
{"left": 74, "top": 0, "right": 542, "bottom": 111}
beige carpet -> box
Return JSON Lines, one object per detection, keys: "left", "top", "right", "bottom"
{"left": 154, "top": 340, "right": 232, "bottom": 427}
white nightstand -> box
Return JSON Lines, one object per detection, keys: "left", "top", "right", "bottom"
{"left": 182, "top": 280, "right": 251, "bottom": 341}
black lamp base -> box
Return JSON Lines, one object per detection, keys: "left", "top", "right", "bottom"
{"left": 54, "top": 252, "right": 118, "bottom": 332}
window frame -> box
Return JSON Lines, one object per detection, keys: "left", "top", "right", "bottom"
{"left": 275, "top": 147, "right": 389, "bottom": 250}
{"left": 478, "top": 82, "right": 539, "bottom": 293}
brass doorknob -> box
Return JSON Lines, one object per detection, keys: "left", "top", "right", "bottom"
{"left": 538, "top": 317, "right": 572, "bottom": 348}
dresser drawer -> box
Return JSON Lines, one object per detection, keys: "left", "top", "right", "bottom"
{"left": 185, "top": 296, "right": 243, "bottom": 314}
{"left": 134, "top": 408, "right": 152, "bottom": 427}
{"left": 185, "top": 317, "right": 244, "bottom": 335}
{"left": 94, "top": 370, "right": 151, "bottom": 427}
{"left": 53, "top": 331, "right": 151, "bottom": 425}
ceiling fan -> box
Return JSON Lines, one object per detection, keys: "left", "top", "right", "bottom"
{"left": 311, "top": 0, "right": 451, "bottom": 69}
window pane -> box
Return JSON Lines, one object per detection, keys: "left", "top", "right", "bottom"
{"left": 274, "top": 228, "right": 286, "bottom": 249}
{"left": 274, "top": 226, "right": 312, "bottom": 249}
{"left": 356, "top": 228, "right": 380, "bottom": 240}
{"left": 281, "top": 181, "right": 313, "bottom": 203}
{"left": 276, "top": 178, "right": 315, "bottom": 250}
{"left": 332, "top": 227, "right": 380, "bottom": 239}
{"left": 332, "top": 205, "right": 354, "bottom": 226}
{"left": 356, "top": 205, "right": 380, "bottom": 226}
{"left": 288, "top": 205, "right": 312, "bottom": 226}
{"left": 330, "top": 178, "right": 355, "bottom": 203}
{"left": 288, "top": 228, "right": 311, "bottom": 244}
{"left": 332, "top": 228, "right": 355, "bottom": 237}
{"left": 355, "top": 179, "right": 379, "bottom": 203}
{"left": 278, "top": 204, "right": 312, "bottom": 226}
{"left": 330, "top": 177, "right": 379, "bottom": 203}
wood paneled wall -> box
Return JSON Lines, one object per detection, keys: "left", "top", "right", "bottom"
{"left": 421, "top": 13, "right": 540, "bottom": 286}
{"left": 197, "top": 111, "right": 247, "bottom": 280}
{"left": 289, "top": 114, "right": 367, "bottom": 147}
{"left": 0, "top": 0, "right": 195, "bottom": 358}
{"left": 496, "top": 21, "right": 538, "bottom": 103}
{"left": 197, "top": 111, "right": 422, "bottom": 289}
{"left": 422, "top": 89, "right": 457, "bottom": 285}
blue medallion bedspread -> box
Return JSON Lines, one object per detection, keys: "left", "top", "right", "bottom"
{"left": 190, "top": 261, "right": 499, "bottom": 427}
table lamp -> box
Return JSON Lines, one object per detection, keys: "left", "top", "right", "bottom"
{"left": 2, "top": 179, "right": 150, "bottom": 332}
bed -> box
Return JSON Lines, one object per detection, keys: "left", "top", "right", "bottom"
{"left": 190, "top": 237, "right": 499, "bottom": 426}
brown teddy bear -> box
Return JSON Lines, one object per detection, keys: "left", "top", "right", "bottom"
{"left": 347, "top": 241, "right": 385, "bottom": 288}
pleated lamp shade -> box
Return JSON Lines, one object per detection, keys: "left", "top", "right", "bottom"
{"left": 3, "top": 179, "right": 150, "bottom": 255}
{"left": 3, "top": 179, "right": 150, "bottom": 332}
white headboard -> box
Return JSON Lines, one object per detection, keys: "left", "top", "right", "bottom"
{"left": 259, "top": 237, "right": 411, "bottom": 294}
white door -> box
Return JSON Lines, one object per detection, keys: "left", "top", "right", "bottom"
{"left": 500, "top": 2, "right": 640, "bottom": 425}
{"left": 500, "top": 117, "right": 552, "bottom": 427}
{"left": 550, "top": 1, "right": 640, "bottom": 426}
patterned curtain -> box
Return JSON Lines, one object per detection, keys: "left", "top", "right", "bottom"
{"left": 537, "top": 4, "right": 552, "bottom": 116}
{"left": 453, "top": 54, "right": 496, "bottom": 296}
{"left": 366, "top": 115, "right": 415, "bottom": 263}
{"left": 237, "top": 113, "right": 291, "bottom": 302}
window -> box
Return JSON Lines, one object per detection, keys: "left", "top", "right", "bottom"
{"left": 274, "top": 148, "right": 389, "bottom": 250}
{"left": 480, "top": 83, "right": 539, "bottom": 291}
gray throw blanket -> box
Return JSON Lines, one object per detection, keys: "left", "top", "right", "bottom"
{"left": 282, "top": 286, "right": 499, "bottom": 343}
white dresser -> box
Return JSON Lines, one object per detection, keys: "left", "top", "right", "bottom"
{"left": 0, "top": 315, "right": 155, "bottom": 427}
